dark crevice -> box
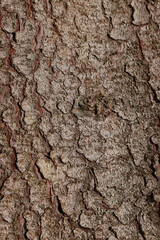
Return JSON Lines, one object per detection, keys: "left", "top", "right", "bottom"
{"left": 147, "top": 81, "right": 160, "bottom": 103}
{"left": 136, "top": 218, "right": 147, "bottom": 240}
{"left": 36, "top": 127, "right": 52, "bottom": 153}
{"left": 23, "top": 216, "right": 30, "bottom": 240}
{"left": 12, "top": 147, "right": 19, "bottom": 171}
{"left": 80, "top": 191, "right": 88, "bottom": 210}
{"left": 107, "top": 32, "right": 117, "bottom": 42}
{"left": 126, "top": 144, "right": 136, "bottom": 167}
{"left": 39, "top": 215, "right": 42, "bottom": 240}
{"left": 150, "top": 136, "right": 159, "bottom": 154}
{"left": 56, "top": 196, "right": 67, "bottom": 217}
{"left": 0, "top": 174, "right": 12, "bottom": 191}
{"left": 0, "top": 214, "right": 12, "bottom": 224}
{"left": 136, "top": 33, "right": 145, "bottom": 60}
{"left": 101, "top": 0, "right": 107, "bottom": 19}
{"left": 53, "top": 22, "right": 62, "bottom": 37}
{"left": 128, "top": 4, "right": 135, "bottom": 23}
{"left": 35, "top": 162, "right": 46, "bottom": 180}
{"left": 111, "top": 109, "right": 131, "bottom": 123}
{"left": 27, "top": 0, "right": 35, "bottom": 18}
{"left": 12, "top": 32, "right": 16, "bottom": 42}
{"left": 113, "top": 212, "right": 124, "bottom": 224}
{"left": 94, "top": 104, "right": 98, "bottom": 115}
{"left": 73, "top": 16, "right": 80, "bottom": 33}
{"left": 49, "top": 0, "right": 53, "bottom": 16}
{"left": 90, "top": 168, "right": 103, "bottom": 198}
{"left": 136, "top": 34, "right": 160, "bottom": 103}
{"left": 109, "top": 226, "right": 118, "bottom": 239}
{"left": 124, "top": 64, "right": 137, "bottom": 86}
{"left": 16, "top": 101, "right": 26, "bottom": 130}
{"left": 146, "top": 192, "right": 154, "bottom": 203}
{"left": 7, "top": 49, "right": 26, "bottom": 77}
{"left": 64, "top": 2, "right": 68, "bottom": 11}
{"left": 150, "top": 156, "right": 159, "bottom": 181}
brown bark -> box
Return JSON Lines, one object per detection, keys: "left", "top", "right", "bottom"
{"left": 0, "top": 0, "right": 160, "bottom": 239}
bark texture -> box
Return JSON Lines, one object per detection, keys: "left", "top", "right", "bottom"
{"left": 0, "top": 0, "right": 160, "bottom": 239}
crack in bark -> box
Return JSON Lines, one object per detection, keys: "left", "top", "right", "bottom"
{"left": 109, "top": 226, "right": 118, "bottom": 239}
{"left": 136, "top": 218, "right": 147, "bottom": 240}
{"left": 136, "top": 33, "right": 160, "bottom": 103}
{"left": 56, "top": 195, "right": 68, "bottom": 217}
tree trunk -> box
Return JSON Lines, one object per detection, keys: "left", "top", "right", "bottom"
{"left": 0, "top": 0, "right": 160, "bottom": 239}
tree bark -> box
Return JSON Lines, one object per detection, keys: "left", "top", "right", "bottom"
{"left": 0, "top": 0, "right": 160, "bottom": 239}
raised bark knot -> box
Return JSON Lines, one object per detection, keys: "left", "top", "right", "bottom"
{"left": 73, "top": 92, "right": 112, "bottom": 119}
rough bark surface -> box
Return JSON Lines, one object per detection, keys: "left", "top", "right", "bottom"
{"left": 0, "top": 0, "right": 160, "bottom": 239}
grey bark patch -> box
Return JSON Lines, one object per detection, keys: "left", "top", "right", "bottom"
{"left": 73, "top": 92, "right": 112, "bottom": 120}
